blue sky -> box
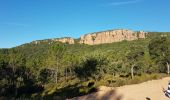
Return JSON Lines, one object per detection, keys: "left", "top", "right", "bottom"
{"left": 0, "top": 0, "right": 170, "bottom": 48}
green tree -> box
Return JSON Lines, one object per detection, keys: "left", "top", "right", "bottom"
{"left": 46, "top": 43, "right": 66, "bottom": 83}
{"left": 75, "top": 52, "right": 108, "bottom": 81}
{"left": 91, "top": 36, "right": 96, "bottom": 45}
{"left": 126, "top": 46, "right": 145, "bottom": 79}
{"left": 39, "top": 68, "right": 55, "bottom": 84}
{"left": 148, "top": 36, "right": 170, "bottom": 74}
{"left": 62, "top": 53, "right": 79, "bottom": 80}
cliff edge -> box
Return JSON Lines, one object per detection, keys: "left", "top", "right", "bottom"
{"left": 79, "top": 29, "right": 147, "bottom": 45}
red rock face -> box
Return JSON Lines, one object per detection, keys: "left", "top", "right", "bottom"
{"left": 80, "top": 29, "right": 147, "bottom": 45}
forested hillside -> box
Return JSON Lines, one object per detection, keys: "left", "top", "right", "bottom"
{"left": 0, "top": 32, "right": 170, "bottom": 99}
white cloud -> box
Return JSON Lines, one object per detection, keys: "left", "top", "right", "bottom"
{"left": 107, "top": 0, "right": 142, "bottom": 6}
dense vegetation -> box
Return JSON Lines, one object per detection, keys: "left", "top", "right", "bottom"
{"left": 0, "top": 32, "right": 170, "bottom": 99}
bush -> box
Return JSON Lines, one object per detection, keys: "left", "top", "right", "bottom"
{"left": 129, "top": 76, "right": 141, "bottom": 84}
{"left": 115, "top": 79, "right": 126, "bottom": 87}
{"left": 79, "top": 88, "right": 86, "bottom": 95}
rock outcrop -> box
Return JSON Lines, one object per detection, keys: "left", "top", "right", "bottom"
{"left": 52, "top": 37, "right": 75, "bottom": 44}
{"left": 32, "top": 37, "right": 75, "bottom": 44}
{"left": 79, "top": 29, "right": 147, "bottom": 45}
{"left": 31, "top": 29, "right": 147, "bottom": 45}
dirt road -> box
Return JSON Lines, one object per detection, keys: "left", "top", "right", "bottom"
{"left": 70, "top": 77, "right": 170, "bottom": 100}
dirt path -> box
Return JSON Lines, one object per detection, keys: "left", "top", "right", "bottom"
{"left": 70, "top": 77, "right": 170, "bottom": 100}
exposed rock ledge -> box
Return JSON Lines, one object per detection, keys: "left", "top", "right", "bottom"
{"left": 31, "top": 29, "right": 147, "bottom": 45}
{"left": 32, "top": 37, "right": 75, "bottom": 44}
{"left": 53, "top": 37, "right": 75, "bottom": 44}
{"left": 79, "top": 29, "right": 147, "bottom": 45}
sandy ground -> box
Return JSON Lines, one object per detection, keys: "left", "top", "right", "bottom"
{"left": 70, "top": 77, "right": 170, "bottom": 100}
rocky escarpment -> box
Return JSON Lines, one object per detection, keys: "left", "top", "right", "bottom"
{"left": 31, "top": 29, "right": 147, "bottom": 45}
{"left": 79, "top": 29, "right": 147, "bottom": 45}
{"left": 32, "top": 37, "right": 75, "bottom": 44}
{"left": 53, "top": 37, "right": 75, "bottom": 44}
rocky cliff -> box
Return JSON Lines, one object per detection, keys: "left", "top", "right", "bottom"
{"left": 53, "top": 37, "right": 75, "bottom": 44}
{"left": 31, "top": 29, "right": 147, "bottom": 45}
{"left": 79, "top": 29, "right": 147, "bottom": 45}
{"left": 32, "top": 37, "right": 75, "bottom": 44}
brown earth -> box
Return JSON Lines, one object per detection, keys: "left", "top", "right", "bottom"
{"left": 69, "top": 77, "right": 170, "bottom": 100}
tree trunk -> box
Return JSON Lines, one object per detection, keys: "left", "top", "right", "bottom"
{"left": 166, "top": 62, "right": 170, "bottom": 75}
{"left": 55, "top": 61, "right": 58, "bottom": 83}
{"left": 131, "top": 65, "right": 134, "bottom": 79}
{"left": 69, "top": 67, "right": 72, "bottom": 76}
{"left": 12, "top": 64, "right": 17, "bottom": 96}
{"left": 65, "top": 67, "right": 67, "bottom": 81}
{"left": 55, "top": 68, "right": 58, "bottom": 83}
{"left": 113, "top": 72, "right": 115, "bottom": 77}
{"left": 112, "top": 72, "right": 115, "bottom": 83}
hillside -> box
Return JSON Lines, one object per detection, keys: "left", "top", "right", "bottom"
{"left": 0, "top": 31, "right": 170, "bottom": 99}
